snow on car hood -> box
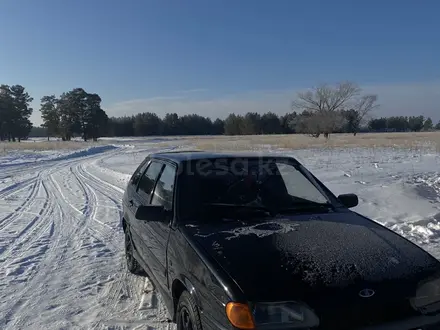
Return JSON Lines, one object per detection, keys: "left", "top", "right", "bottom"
{"left": 184, "top": 211, "right": 440, "bottom": 302}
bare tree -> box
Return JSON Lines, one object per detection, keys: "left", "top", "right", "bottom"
{"left": 292, "top": 81, "right": 377, "bottom": 138}
{"left": 346, "top": 94, "right": 379, "bottom": 135}
{"left": 292, "top": 81, "right": 361, "bottom": 112}
{"left": 295, "top": 111, "right": 345, "bottom": 138}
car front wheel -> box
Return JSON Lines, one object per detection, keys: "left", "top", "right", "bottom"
{"left": 125, "top": 230, "right": 145, "bottom": 276}
{"left": 176, "top": 291, "right": 203, "bottom": 330}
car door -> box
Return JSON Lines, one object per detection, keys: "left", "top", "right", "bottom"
{"left": 145, "top": 162, "right": 177, "bottom": 291}
{"left": 129, "top": 160, "right": 164, "bottom": 264}
{"left": 125, "top": 157, "right": 149, "bottom": 215}
{"left": 124, "top": 158, "right": 150, "bottom": 249}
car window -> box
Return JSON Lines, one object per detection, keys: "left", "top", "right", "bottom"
{"left": 130, "top": 159, "right": 150, "bottom": 186}
{"left": 178, "top": 157, "right": 331, "bottom": 220}
{"left": 276, "top": 163, "right": 328, "bottom": 204}
{"left": 137, "top": 161, "right": 164, "bottom": 201}
{"left": 151, "top": 164, "right": 176, "bottom": 211}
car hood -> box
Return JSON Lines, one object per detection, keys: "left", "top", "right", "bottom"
{"left": 183, "top": 211, "right": 440, "bottom": 303}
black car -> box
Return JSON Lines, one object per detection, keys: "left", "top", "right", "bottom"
{"left": 122, "top": 150, "right": 440, "bottom": 330}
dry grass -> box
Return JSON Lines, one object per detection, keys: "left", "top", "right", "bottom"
{"left": 1, "top": 132, "right": 439, "bottom": 156}
{"left": 188, "top": 132, "right": 440, "bottom": 152}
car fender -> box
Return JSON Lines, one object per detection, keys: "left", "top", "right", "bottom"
{"left": 171, "top": 273, "right": 233, "bottom": 329}
{"left": 174, "top": 274, "right": 203, "bottom": 310}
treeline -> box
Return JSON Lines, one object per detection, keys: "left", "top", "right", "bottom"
{"left": 103, "top": 111, "right": 439, "bottom": 137}
{"left": 40, "top": 88, "right": 108, "bottom": 141}
{"left": 105, "top": 81, "right": 438, "bottom": 138}
{"left": 107, "top": 113, "right": 224, "bottom": 137}
{"left": 369, "top": 116, "right": 439, "bottom": 132}
{"left": 0, "top": 85, "right": 33, "bottom": 141}
{"left": 2, "top": 81, "right": 440, "bottom": 141}
{"left": 1, "top": 83, "right": 109, "bottom": 142}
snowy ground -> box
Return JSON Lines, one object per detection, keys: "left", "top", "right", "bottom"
{"left": 0, "top": 139, "right": 439, "bottom": 329}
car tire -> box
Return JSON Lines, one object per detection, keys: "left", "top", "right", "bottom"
{"left": 176, "top": 291, "right": 203, "bottom": 330}
{"left": 125, "top": 230, "right": 145, "bottom": 276}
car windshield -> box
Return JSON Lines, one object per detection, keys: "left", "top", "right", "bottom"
{"left": 178, "top": 157, "right": 333, "bottom": 220}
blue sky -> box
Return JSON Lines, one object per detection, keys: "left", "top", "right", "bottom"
{"left": 1, "top": 0, "right": 439, "bottom": 125}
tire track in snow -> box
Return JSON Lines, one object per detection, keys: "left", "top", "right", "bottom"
{"left": 2, "top": 173, "right": 93, "bottom": 327}
{"left": 49, "top": 169, "right": 84, "bottom": 217}
{"left": 74, "top": 162, "right": 130, "bottom": 325}
{"left": 72, "top": 162, "right": 148, "bottom": 329}
{"left": 3, "top": 191, "right": 82, "bottom": 330}
{"left": 70, "top": 163, "right": 118, "bottom": 251}
{"left": 0, "top": 180, "right": 57, "bottom": 328}
{"left": 47, "top": 149, "right": 144, "bottom": 328}
{"left": 1, "top": 145, "right": 173, "bottom": 330}
{"left": 78, "top": 163, "right": 124, "bottom": 219}
{"left": 72, "top": 161, "right": 141, "bottom": 321}
{"left": 73, "top": 153, "right": 173, "bottom": 329}
{"left": 0, "top": 176, "right": 40, "bottom": 226}
{"left": 0, "top": 177, "right": 41, "bottom": 233}
{"left": 0, "top": 176, "right": 50, "bottom": 261}
{"left": 81, "top": 161, "right": 126, "bottom": 194}
{"left": 67, "top": 164, "right": 92, "bottom": 217}
{"left": 0, "top": 176, "right": 37, "bottom": 199}
{"left": 0, "top": 158, "right": 90, "bottom": 270}
{"left": 0, "top": 155, "right": 97, "bottom": 328}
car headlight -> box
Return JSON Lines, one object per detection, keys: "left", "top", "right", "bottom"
{"left": 410, "top": 276, "right": 440, "bottom": 314}
{"left": 226, "top": 301, "right": 320, "bottom": 329}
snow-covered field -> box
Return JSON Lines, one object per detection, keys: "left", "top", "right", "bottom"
{"left": 0, "top": 138, "right": 439, "bottom": 329}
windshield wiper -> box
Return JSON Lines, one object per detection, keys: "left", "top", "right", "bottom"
{"left": 277, "top": 201, "right": 334, "bottom": 214}
{"left": 203, "top": 202, "right": 275, "bottom": 216}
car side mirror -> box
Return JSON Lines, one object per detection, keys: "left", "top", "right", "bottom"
{"left": 135, "top": 205, "right": 166, "bottom": 222}
{"left": 337, "top": 193, "right": 359, "bottom": 208}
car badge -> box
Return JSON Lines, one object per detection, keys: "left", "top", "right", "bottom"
{"left": 359, "top": 289, "right": 375, "bottom": 298}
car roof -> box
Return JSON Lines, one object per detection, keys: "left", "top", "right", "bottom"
{"left": 149, "top": 150, "right": 297, "bottom": 164}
